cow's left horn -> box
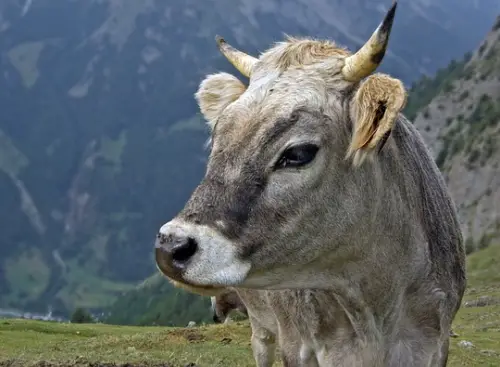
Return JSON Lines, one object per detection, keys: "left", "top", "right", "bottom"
{"left": 216, "top": 35, "right": 258, "bottom": 78}
{"left": 342, "top": 1, "right": 397, "bottom": 82}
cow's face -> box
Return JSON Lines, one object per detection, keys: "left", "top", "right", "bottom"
{"left": 155, "top": 2, "right": 406, "bottom": 295}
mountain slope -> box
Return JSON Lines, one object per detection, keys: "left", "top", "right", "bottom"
{"left": 104, "top": 273, "right": 211, "bottom": 327}
{"left": 412, "top": 15, "right": 500, "bottom": 254}
{"left": 0, "top": 0, "right": 499, "bottom": 315}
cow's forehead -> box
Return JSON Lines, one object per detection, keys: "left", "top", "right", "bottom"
{"left": 214, "top": 72, "right": 330, "bottom": 150}
{"left": 211, "top": 38, "right": 355, "bottom": 150}
{"left": 255, "top": 36, "right": 350, "bottom": 74}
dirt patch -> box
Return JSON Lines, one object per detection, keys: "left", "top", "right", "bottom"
{"left": 98, "top": 364, "right": 177, "bottom": 367}
{"left": 0, "top": 362, "right": 197, "bottom": 367}
{"left": 167, "top": 329, "right": 206, "bottom": 343}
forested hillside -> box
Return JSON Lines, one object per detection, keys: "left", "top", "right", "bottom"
{"left": 104, "top": 274, "right": 211, "bottom": 327}
{"left": 1, "top": 0, "right": 499, "bottom": 318}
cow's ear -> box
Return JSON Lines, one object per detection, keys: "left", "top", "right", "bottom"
{"left": 195, "top": 72, "right": 247, "bottom": 130}
{"left": 347, "top": 73, "right": 407, "bottom": 166}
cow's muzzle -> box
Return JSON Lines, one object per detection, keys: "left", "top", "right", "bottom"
{"left": 154, "top": 219, "right": 251, "bottom": 291}
{"left": 155, "top": 231, "right": 198, "bottom": 277}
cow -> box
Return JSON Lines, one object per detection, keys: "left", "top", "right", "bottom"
{"left": 211, "top": 288, "right": 320, "bottom": 367}
{"left": 211, "top": 288, "right": 249, "bottom": 324}
{"left": 211, "top": 288, "right": 459, "bottom": 366}
{"left": 155, "top": 1, "right": 466, "bottom": 365}
{"left": 212, "top": 289, "right": 279, "bottom": 366}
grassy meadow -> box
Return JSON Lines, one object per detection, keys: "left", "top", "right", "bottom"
{"left": 1, "top": 244, "right": 499, "bottom": 367}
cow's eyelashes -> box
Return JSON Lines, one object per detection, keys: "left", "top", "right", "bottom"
{"left": 274, "top": 143, "right": 319, "bottom": 170}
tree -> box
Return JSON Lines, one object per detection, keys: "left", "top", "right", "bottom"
{"left": 70, "top": 307, "right": 94, "bottom": 324}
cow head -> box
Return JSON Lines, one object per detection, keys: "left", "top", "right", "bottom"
{"left": 155, "top": 1, "right": 407, "bottom": 295}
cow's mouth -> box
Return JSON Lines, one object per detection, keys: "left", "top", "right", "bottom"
{"left": 171, "top": 280, "right": 226, "bottom": 297}
{"left": 158, "top": 271, "right": 227, "bottom": 297}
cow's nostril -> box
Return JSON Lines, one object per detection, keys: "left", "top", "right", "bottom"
{"left": 171, "top": 237, "right": 198, "bottom": 264}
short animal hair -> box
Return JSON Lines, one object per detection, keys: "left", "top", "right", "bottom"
{"left": 348, "top": 73, "right": 407, "bottom": 166}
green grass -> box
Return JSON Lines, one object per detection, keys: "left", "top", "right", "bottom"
{"left": 7, "top": 41, "right": 45, "bottom": 89}
{"left": 2, "top": 251, "right": 136, "bottom": 312}
{"left": 2, "top": 234, "right": 137, "bottom": 311}
{"left": 55, "top": 259, "right": 136, "bottom": 311}
{"left": 98, "top": 131, "right": 127, "bottom": 174}
{"left": 3, "top": 248, "right": 51, "bottom": 303}
{"left": 0, "top": 129, "right": 29, "bottom": 177}
{"left": 446, "top": 243, "right": 500, "bottom": 366}
{"left": 1, "top": 244, "right": 500, "bottom": 367}
{"left": 0, "top": 320, "right": 258, "bottom": 367}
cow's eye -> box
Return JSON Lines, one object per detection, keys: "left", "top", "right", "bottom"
{"left": 275, "top": 143, "right": 319, "bottom": 170}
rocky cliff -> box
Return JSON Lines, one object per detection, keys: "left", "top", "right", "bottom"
{"left": 413, "top": 16, "right": 500, "bottom": 254}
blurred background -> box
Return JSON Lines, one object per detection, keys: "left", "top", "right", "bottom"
{"left": 0, "top": 0, "right": 499, "bottom": 328}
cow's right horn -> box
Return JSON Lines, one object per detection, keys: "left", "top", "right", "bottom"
{"left": 342, "top": 1, "right": 398, "bottom": 82}
{"left": 216, "top": 35, "right": 257, "bottom": 78}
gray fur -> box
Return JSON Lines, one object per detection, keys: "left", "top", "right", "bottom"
{"left": 213, "top": 288, "right": 320, "bottom": 366}
{"left": 154, "top": 3, "right": 466, "bottom": 365}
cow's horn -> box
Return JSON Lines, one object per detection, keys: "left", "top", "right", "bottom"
{"left": 342, "top": 1, "right": 397, "bottom": 82}
{"left": 215, "top": 35, "right": 257, "bottom": 78}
